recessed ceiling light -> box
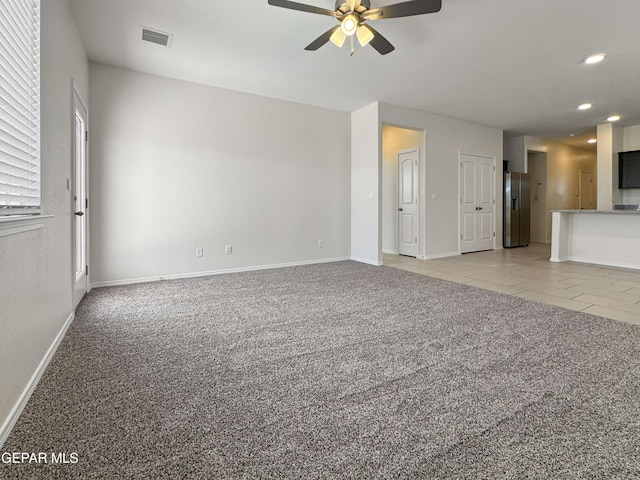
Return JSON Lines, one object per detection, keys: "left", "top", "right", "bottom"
{"left": 584, "top": 53, "right": 606, "bottom": 64}
{"left": 607, "top": 115, "right": 621, "bottom": 122}
{"left": 569, "top": 133, "right": 576, "bottom": 137}
{"left": 587, "top": 138, "right": 597, "bottom": 144}
{"left": 578, "top": 103, "right": 592, "bottom": 111}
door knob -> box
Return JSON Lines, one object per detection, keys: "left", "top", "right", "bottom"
{"left": 74, "top": 211, "right": 84, "bottom": 216}
{"left": 475, "top": 207, "right": 483, "bottom": 211}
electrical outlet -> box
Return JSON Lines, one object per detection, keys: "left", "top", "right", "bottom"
{"left": 195, "top": 247, "right": 203, "bottom": 257}
{"left": 318, "top": 240, "right": 324, "bottom": 248}
{"left": 225, "top": 245, "right": 232, "bottom": 255}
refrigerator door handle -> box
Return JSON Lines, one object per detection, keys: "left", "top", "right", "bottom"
{"left": 512, "top": 197, "right": 518, "bottom": 211}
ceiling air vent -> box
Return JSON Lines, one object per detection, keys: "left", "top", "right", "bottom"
{"left": 141, "top": 27, "right": 172, "bottom": 47}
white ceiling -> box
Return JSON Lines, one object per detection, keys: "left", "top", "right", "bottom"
{"left": 68, "top": 0, "right": 640, "bottom": 149}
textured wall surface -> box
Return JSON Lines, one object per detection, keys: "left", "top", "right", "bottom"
{"left": 89, "top": 63, "right": 351, "bottom": 284}
{"left": 0, "top": 0, "right": 89, "bottom": 436}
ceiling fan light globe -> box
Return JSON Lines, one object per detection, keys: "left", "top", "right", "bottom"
{"left": 330, "top": 28, "right": 347, "bottom": 47}
{"left": 356, "top": 25, "right": 374, "bottom": 46}
{"left": 341, "top": 13, "right": 358, "bottom": 36}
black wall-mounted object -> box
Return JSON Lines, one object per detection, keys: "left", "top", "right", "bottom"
{"left": 619, "top": 150, "right": 640, "bottom": 189}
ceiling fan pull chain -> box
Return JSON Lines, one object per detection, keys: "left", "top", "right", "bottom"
{"left": 350, "top": 35, "right": 355, "bottom": 56}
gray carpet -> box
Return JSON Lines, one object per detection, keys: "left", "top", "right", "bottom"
{"left": 2, "top": 260, "right": 640, "bottom": 479}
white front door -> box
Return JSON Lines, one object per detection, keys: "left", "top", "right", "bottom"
{"left": 72, "top": 89, "right": 89, "bottom": 308}
{"left": 398, "top": 149, "right": 419, "bottom": 257}
{"left": 460, "top": 154, "right": 495, "bottom": 253}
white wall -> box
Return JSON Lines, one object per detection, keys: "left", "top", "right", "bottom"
{"left": 382, "top": 125, "right": 424, "bottom": 254}
{"left": 0, "top": 0, "right": 89, "bottom": 442}
{"left": 504, "top": 136, "right": 525, "bottom": 172}
{"left": 597, "top": 124, "right": 624, "bottom": 209}
{"left": 379, "top": 103, "right": 504, "bottom": 257}
{"left": 89, "top": 63, "right": 351, "bottom": 285}
{"left": 504, "top": 135, "right": 545, "bottom": 173}
{"left": 350, "top": 103, "right": 502, "bottom": 262}
{"left": 623, "top": 125, "right": 640, "bottom": 151}
{"left": 350, "top": 103, "right": 381, "bottom": 265}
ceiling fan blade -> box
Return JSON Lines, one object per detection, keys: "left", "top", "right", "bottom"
{"left": 362, "top": 24, "right": 395, "bottom": 55}
{"left": 305, "top": 25, "right": 341, "bottom": 51}
{"left": 268, "top": 0, "right": 339, "bottom": 18}
{"left": 362, "top": 0, "right": 441, "bottom": 20}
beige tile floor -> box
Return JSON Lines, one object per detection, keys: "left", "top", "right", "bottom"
{"left": 383, "top": 243, "right": 640, "bottom": 326}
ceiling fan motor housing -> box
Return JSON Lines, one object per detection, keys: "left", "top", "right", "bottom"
{"left": 335, "top": 0, "right": 370, "bottom": 11}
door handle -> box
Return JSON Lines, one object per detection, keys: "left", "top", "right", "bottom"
{"left": 475, "top": 207, "right": 483, "bottom": 211}
{"left": 398, "top": 208, "right": 404, "bottom": 211}
{"left": 74, "top": 211, "right": 84, "bottom": 216}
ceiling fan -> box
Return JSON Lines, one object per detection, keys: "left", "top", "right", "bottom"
{"left": 267, "top": 0, "right": 442, "bottom": 55}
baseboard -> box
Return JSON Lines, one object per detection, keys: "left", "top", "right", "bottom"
{"left": 382, "top": 249, "right": 398, "bottom": 255}
{"left": 565, "top": 256, "right": 640, "bottom": 270}
{"left": 0, "top": 312, "right": 75, "bottom": 449}
{"left": 90, "top": 257, "right": 352, "bottom": 288}
{"left": 351, "top": 256, "right": 383, "bottom": 266}
{"left": 423, "top": 251, "right": 460, "bottom": 260}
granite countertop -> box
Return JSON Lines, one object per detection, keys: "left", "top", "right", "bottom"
{"left": 552, "top": 209, "right": 640, "bottom": 214}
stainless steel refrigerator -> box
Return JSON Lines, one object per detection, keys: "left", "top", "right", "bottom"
{"left": 504, "top": 172, "right": 530, "bottom": 248}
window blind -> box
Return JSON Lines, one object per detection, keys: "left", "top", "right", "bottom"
{"left": 0, "top": 0, "right": 41, "bottom": 215}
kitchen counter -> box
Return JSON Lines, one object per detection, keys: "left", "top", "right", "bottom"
{"left": 553, "top": 209, "right": 640, "bottom": 214}
{"left": 551, "top": 210, "right": 640, "bottom": 269}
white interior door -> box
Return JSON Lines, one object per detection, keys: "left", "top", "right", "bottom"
{"left": 460, "top": 154, "right": 495, "bottom": 253}
{"left": 72, "top": 89, "right": 88, "bottom": 308}
{"left": 398, "top": 149, "right": 419, "bottom": 257}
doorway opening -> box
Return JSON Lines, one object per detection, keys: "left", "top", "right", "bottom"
{"left": 381, "top": 124, "right": 425, "bottom": 258}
